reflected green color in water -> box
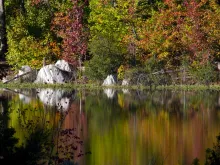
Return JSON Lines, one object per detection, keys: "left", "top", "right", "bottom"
{"left": 84, "top": 90, "right": 220, "bottom": 165}
{"left": 0, "top": 88, "right": 220, "bottom": 165}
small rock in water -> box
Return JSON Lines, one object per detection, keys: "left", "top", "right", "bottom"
{"left": 122, "top": 79, "right": 129, "bottom": 86}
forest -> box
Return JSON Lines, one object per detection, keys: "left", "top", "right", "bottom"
{"left": 0, "top": 0, "right": 219, "bottom": 85}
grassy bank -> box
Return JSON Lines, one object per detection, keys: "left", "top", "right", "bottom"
{"left": 1, "top": 82, "right": 220, "bottom": 91}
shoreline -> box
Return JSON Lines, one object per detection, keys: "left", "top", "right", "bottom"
{"left": 1, "top": 82, "right": 220, "bottom": 91}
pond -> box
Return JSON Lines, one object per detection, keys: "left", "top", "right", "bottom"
{"left": 0, "top": 88, "right": 220, "bottom": 165}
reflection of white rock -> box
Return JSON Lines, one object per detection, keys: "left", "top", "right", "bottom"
{"left": 35, "top": 64, "right": 73, "bottom": 84}
{"left": 122, "top": 89, "right": 130, "bottom": 94}
{"left": 37, "top": 89, "right": 71, "bottom": 112}
{"left": 57, "top": 97, "right": 70, "bottom": 111}
{"left": 104, "top": 88, "right": 116, "bottom": 99}
{"left": 19, "top": 94, "right": 31, "bottom": 104}
{"left": 102, "top": 75, "right": 117, "bottom": 86}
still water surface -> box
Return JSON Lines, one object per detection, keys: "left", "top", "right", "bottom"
{"left": 0, "top": 88, "right": 220, "bottom": 165}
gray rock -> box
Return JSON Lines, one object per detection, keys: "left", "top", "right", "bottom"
{"left": 35, "top": 64, "right": 73, "bottom": 84}
{"left": 2, "top": 77, "right": 7, "bottom": 83}
{"left": 2, "top": 65, "right": 37, "bottom": 83}
{"left": 18, "top": 65, "right": 37, "bottom": 82}
{"left": 102, "top": 75, "right": 117, "bottom": 86}
{"left": 18, "top": 65, "right": 32, "bottom": 75}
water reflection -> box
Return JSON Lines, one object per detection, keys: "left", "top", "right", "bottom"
{"left": 19, "top": 94, "right": 31, "bottom": 104}
{"left": 0, "top": 88, "right": 89, "bottom": 165}
{"left": 37, "top": 88, "right": 76, "bottom": 112}
{"left": 122, "top": 88, "right": 130, "bottom": 94}
{"left": 0, "top": 88, "right": 220, "bottom": 165}
{"left": 103, "top": 88, "right": 116, "bottom": 99}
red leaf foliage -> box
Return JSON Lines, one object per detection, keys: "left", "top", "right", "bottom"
{"left": 52, "top": 0, "right": 88, "bottom": 66}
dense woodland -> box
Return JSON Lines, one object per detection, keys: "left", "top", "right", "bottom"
{"left": 0, "top": 0, "right": 219, "bottom": 84}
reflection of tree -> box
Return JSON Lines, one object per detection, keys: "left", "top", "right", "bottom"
{"left": 0, "top": 98, "right": 53, "bottom": 165}
{"left": 0, "top": 91, "right": 89, "bottom": 165}
{"left": 0, "top": 97, "right": 18, "bottom": 162}
{"left": 57, "top": 94, "right": 92, "bottom": 165}
{"left": 83, "top": 89, "right": 220, "bottom": 165}
{"left": 4, "top": 127, "right": 52, "bottom": 165}
{"left": 14, "top": 104, "right": 87, "bottom": 165}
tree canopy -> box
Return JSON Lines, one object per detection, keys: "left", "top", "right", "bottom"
{"left": 0, "top": 0, "right": 219, "bottom": 80}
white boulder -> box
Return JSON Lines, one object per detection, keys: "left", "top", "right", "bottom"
{"left": 55, "top": 60, "right": 74, "bottom": 72}
{"left": 35, "top": 64, "right": 73, "bottom": 84}
{"left": 122, "top": 79, "right": 129, "bottom": 86}
{"left": 102, "top": 75, "right": 117, "bottom": 86}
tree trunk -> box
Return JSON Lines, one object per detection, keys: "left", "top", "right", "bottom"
{"left": 0, "top": 0, "right": 7, "bottom": 60}
{"left": 20, "top": 0, "right": 26, "bottom": 13}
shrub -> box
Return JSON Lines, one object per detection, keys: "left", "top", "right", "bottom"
{"left": 117, "top": 65, "right": 125, "bottom": 81}
{"left": 84, "top": 54, "right": 119, "bottom": 81}
{"left": 85, "top": 35, "right": 123, "bottom": 81}
{"left": 189, "top": 61, "right": 217, "bottom": 85}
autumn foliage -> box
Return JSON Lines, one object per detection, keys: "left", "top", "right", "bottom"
{"left": 135, "top": 0, "right": 219, "bottom": 68}
{"left": 2, "top": 0, "right": 220, "bottom": 81}
{"left": 52, "top": 0, "right": 88, "bottom": 66}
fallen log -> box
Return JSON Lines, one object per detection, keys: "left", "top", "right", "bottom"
{"left": 3, "top": 71, "right": 32, "bottom": 84}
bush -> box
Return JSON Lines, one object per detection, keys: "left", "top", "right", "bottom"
{"left": 145, "top": 57, "right": 162, "bottom": 73}
{"left": 85, "top": 54, "right": 120, "bottom": 81}
{"left": 85, "top": 35, "right": 124, "bottom": 81}
{"left": 123, "top": 67, "right": 161, "bottom": 86}
{"left": 123, "top": 65, "right": 172, "bottom": 86}
{"left": 189, "top": 61, "right": 217, "bottom": 85}
{"left": 117, "top": 65, "right": 125, "bottom": 81}
{"left": 123, "top": 67, "right": 147, "bottom": 85}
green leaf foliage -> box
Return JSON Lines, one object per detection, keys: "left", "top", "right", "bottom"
{"left": 85, "top": 34, "right": 123, "bottom": 80}
{"left": 5, "top": 0, "right": 60, "bottom": 69}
